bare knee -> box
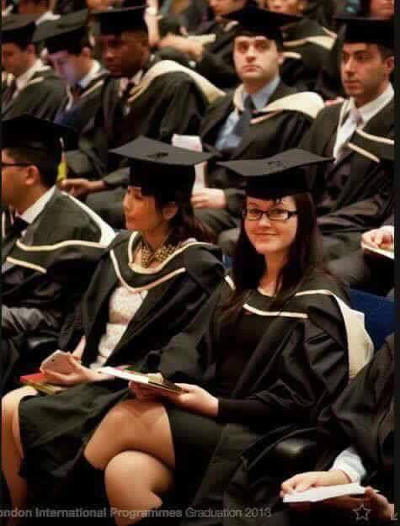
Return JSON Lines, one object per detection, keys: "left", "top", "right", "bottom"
{"left": 2, "top": 386, "right": 37, "bottom": 431}
{"left": 105, "top": 451, "right": 173, "bottom": 525}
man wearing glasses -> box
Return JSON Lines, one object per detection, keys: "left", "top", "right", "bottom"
{"left": 1, "top": 116, "right": 115, "bottom": 394}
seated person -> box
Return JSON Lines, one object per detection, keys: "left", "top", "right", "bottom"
{"left": 195, "top": 5, "right": 323, "bottom": 243}
{"left": 1, "top": 115, "right": 115, "bottom": 394}
{"left": 2, "top": 15, "right": 66, "bottom": 120}
{"left": 316, "top": 0, "right": 394, "bottom": 100}
{"left": 34, "top": 9, "right": 108, "bottom": 146}
{"left": 328, "top": 129, "right": 394, "bottom": 296}
{"left": 280, "top": 333, "right": 394, "bottom": 525}
{"left": 1, "top": 138, "right": 224, "bottom": 517}
{"left": 266, "top": 0, "right": 336, "bottom": 92}
{"left": 158, "top": 0, "right": 249, "bottom": 89}
{"left": 61, "top": 5, "right": 223, "bottom": 229}
{"left": 301, "top": 16, "right": 394, "bottom": 260}
{"left": 1, "top": 150, "right": 374, "bottom": 524}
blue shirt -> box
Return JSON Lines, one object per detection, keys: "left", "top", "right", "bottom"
{"left": 215, "top": 75, "right": 281, "bottom": 152}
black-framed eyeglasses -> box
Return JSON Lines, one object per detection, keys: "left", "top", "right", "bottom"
{"left": 2, "top": 162, "right": 32, "bottom": 169}
{"left": 242, "top": 207, "right": 298, "bottom": 222}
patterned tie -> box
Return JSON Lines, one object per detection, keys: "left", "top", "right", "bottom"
{"left": 232, "top": 95, "right": 255, "bottom": 138}
{"left": 333, "top": 108, "right": 363, "bottom": 162}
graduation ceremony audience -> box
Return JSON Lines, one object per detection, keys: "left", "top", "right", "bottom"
{"left": 0, "top": 0, "right": 395, "bottom": 524}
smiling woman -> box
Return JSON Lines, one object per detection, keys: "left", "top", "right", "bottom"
{"left": 14, "top": 149, "right": 372, "bottom": 526}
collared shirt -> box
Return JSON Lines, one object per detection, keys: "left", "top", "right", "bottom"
{"left": 330, "top": 445, "right": 367, "bottom": 483}
{"left": 15, "top": 59, "right": 46, "bottom": 94}
{"left": 78, "top": 60, "right": 102, "bottom": 90}
{"left": 35, "top": 10, "right": 60, "bottom": 25}
{"left": 215, "top": 75, "right": 281, "bottom": 152}
{"left": 351, "top": 83, "right": 394, "bottom": 126}
{"left": 332, "top": 83, "right": 393, "bottom": 159}
{"left": 16, "top": 186, "right": 56, "bottom": 235}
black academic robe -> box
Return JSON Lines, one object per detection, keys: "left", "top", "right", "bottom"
{"left": 316, "top": 334, "right": 393, "bottom": 500}
{"left": 1, "top": 66, "right": 66, "bottom": 120}
{"left": 53, "top": 66, "right": 108, "bottom": 149}
{"left": 201, "top": 82, "right": 319, "bottom": 218}
{"left": 66, "top": 59, "right": 211, "bottom": 181}
{"left": 192, "top": 19, "right": 239, "bottom": 89}
{"left": 17, "top": 233, "right": 224, "bottom": 506}
{"left": 176, "top": 272, "right": 372, "bottom": 526}
{"left": 281, "top": 17, "right": 335, "bottom": 92}
{"left": 302, "top": 99, "right": 394, "bottom": 259}
{"left": 1, "top": 189, "right": 115, "bottom": 392}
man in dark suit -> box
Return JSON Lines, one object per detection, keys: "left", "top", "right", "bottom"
{"left": 1, "top": 116, "right": 115, "bottom": 392}
{"left": 302, "top": 17, "right": 394, "bottom": 260}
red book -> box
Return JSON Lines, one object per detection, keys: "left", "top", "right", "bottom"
{"left": 20, "top": 372, "right": 66, "bottom": 395}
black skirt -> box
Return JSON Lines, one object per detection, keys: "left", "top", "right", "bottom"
{"left": 167, "top": 406, "right": 223, "bottom": 505}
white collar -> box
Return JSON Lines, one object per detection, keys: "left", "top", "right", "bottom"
{"left": 35, "top": 10, "right": 60, "bottom": 24}
{"left": 130, "top": 68, "right": 144, "bottom": 86}
{"left": 15, "top": 59, "right": 45, "bottom": 92}
{"left": 17, "top": 186, "right": 56, "bottom": 225}
{"left": 78, "top": 60, "right": 101, "bottom": 89}
{"left": 349, "top": 83, "right": 393, "bottom": 126}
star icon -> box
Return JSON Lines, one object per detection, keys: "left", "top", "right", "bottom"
{"left": 353, "top": 503, "right": 372, "bottom": 522}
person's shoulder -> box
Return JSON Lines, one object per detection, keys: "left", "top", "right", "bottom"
{"left": 316, "top": 100, "right": 344, "bottom": 121}
{"left": 299, "top": 271, "right": 349, "bottom": 307}
{"left": 46, "top": 190, "right": 115, "bottom": 242}
{"left": 183, "top": 241, "right": 224, "bottom": 285}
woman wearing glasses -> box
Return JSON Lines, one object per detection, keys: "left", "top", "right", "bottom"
{"left": 57, "top": 149, "right": 372, "bottom": 525}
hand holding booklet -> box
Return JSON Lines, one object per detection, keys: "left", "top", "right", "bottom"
{"left": 99, "top": 365, "right": 186, "bottom": 394}
{"left": 283, "top": 483, "right": 367, "bottom": 503}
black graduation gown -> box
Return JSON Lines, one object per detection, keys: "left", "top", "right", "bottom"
{"left": 316, "top": 334, "right": 393, "bottom": 499}
{"left": 17, "top": 234, "right": 224, "bottom": 506}
{"left": 281, "top": 17, "right": 335, "bottom": 92}
{"left": 268, "top": 335, "right": 394, "bottom": 526}
{"left": 192, "top": 20, "right": 239, "bottom": 89}
{"left": 176, "top": 272, "right": 373, "bottom": 526}
{"left": 53, "top": 67, "right": 108, "bottom": 150}
{"left": 1, "top": 189, "right": 115, "bottom": 392}
{"left": 1, "top": 66, "right": 66, "bottom": 120}
{"left": 66, "top": 59, "right": 211, "bottom": 181}
{"left": 301, "top": 99, "right": 394, "bottom": 259}
{"left": 200, "top": 82, "right": 318, "bottom": 218}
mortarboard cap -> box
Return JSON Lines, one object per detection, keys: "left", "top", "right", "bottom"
{"left": 33, "top": 10, "right": 90, "bottom": 53}
{"left": 335, "top": 16, "right": 394, "bottom": 50}
{"left": 2, "top": 14, "right": 37, "bottom": 46}
{"left": 110, "top": 136, "right": 212, "bottom": 198}
{"left": 219, "top": 149, "right": 331, "bottom": 199}
{"left": 349, "top": 129, "right": 394, "bottom": 164}
{"left": 225, "top": 6, "right": 300, "bottom": 45}
{"left": 94, "top": 6, "right": 148, "bottom": 36}
{"left": 2, "top": 115, "right": 74, "bottom": 170}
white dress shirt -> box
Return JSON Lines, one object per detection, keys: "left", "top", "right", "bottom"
{"left": 329, "top": 445, "right": 367, "bottom": 483}
{"left": 78, "top": 60, "right": 102, "bottom": 90}
{"left": 15, "top": 59, "right": 47, "bottom": 96}
{"left": 17, "top": 186, "right": 56, "bottom": 236}
{"left": 333, "top": 83, "right": 394, "bottom": 160}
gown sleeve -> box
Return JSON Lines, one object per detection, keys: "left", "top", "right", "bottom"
{"left": 217, "top": 304, "right": 349, "bottom": 427}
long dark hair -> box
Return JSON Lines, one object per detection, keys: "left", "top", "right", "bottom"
{"left": 221, "top": 192, "right": 328, "bottom": 319}
{"left": 152, "top": 187, "right": 216, "bottom": 244}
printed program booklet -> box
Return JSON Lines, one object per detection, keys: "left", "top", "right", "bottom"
{"left": 99, "top": 365, "right": 185, "bottom": 394}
